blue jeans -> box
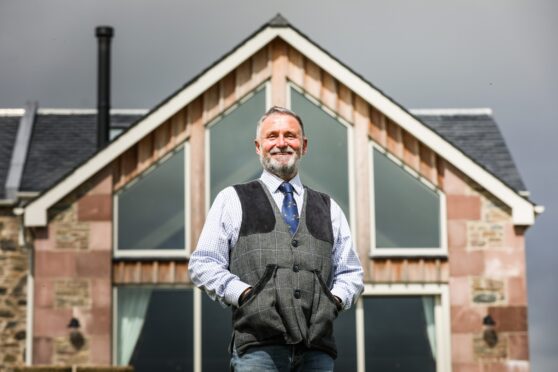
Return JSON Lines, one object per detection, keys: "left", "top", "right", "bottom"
{"left": 231, "top": 344, "right": 334, "bottom": 372}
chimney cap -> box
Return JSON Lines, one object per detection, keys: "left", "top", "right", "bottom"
{"left": 95, "top": 26, "right": 114, "bottom": 38}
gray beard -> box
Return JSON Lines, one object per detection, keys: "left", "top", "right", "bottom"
{"left": 259, "top": 148, "right": 301, "bottom": 180}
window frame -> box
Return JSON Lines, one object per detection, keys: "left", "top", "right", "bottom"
{"left": 356, "top": 284, "right": 452, "bottom": 372}
{"left": 286, "top": 82, "right": 357, "bottom": 232}
{"left": 369, "top": 142, "right": 447, "bottom": 257}
{"left": 113, "top": 143, "right": 191, "bottom": 258}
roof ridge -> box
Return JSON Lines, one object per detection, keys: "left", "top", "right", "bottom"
{"left": 36, "top": 108, "right": 149, "bottom": 115}
{"left": 0, "top": 109, "right": 25, "bottom": 116}
{"left": 268, "top": 13, "right": 290, "bottom": 27}
{"left": 410, "top": 108, "right": 493, "bottom": 116}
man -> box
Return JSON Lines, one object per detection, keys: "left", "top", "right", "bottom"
{"left": 189, "top": 106, "right": 363, "bottom": 371}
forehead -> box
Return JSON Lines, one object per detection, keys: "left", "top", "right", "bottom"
{"left": 260, "top": 113, "right": 302, "bottom": 134}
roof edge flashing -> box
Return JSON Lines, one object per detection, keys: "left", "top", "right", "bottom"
{"left": 5, "top": 101, "right": 38, "bottom": 200}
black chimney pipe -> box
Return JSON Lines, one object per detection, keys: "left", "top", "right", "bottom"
{"left": 95, "top": 26, "right": 113, "bottom": 149}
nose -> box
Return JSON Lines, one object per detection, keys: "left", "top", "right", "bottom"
{"left": 276, "top": 135, "right": 287, "bottom": 147}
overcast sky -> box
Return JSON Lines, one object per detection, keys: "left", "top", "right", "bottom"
{"left": 1, "top": 0, "right": 556, "bottom": 370}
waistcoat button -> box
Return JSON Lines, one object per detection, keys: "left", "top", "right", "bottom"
{"left": 293, "top": 265, "right": 299, "bottom": 272}
{"left": 291, "top": 239, "right": 298, "bottom": 247}
{"left": 294, "top": 289, "right": 301, "bottom": 299}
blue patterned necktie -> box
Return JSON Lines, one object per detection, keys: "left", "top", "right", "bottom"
{"left": 279, "top": 182, "right": 299, "bottom": 235}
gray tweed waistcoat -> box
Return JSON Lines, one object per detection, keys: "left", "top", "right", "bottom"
{"left": 230, "top": 180, "right": 339, "bottom": 358}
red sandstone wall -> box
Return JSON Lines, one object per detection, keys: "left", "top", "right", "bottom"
{"left": 445, "top": 164, "right": 530, "bottom": 372}
{"left": 32, "top": 170, "right": 113, "bottom": 365}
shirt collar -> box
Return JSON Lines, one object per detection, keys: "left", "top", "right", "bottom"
{"left": 260, "top": 170, "right": 303, "bottom": 195}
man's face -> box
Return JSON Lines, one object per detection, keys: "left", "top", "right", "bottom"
{"left": 255, "top": 113, "right": 308, "bottom": 180}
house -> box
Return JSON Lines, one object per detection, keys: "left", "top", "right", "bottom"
{"left": 0, "top": 14, "right": 541, "bottom": 372}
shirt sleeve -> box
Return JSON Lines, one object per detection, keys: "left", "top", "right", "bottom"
{"left": 188, "top": 187, "right": 251, "bottom": 307}
{"left": 329, "top": 198, "right": 364, "bottom": 310}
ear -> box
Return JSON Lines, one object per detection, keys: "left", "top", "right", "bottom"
{"left": 301, "top": 137, "right": 308, "bottom": 155}
{"left": 255, "top": 139, "right": 262, "bottom": 155}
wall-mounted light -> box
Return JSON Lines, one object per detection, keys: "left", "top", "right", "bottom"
{"left": 68, "top": 317, "right": 85, "bottom": 350}
{"left": 482, "top": 314, "right": 498, "bottom": 347}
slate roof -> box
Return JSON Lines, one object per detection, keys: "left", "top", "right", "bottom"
{"left": 414, "top": 112, "right": 526, "bottom": 192}
{"left": 19, "top": 112, "right": 141, "bottom": 193}
{"left": 0, "top": 108, "right": 526, "bottom": 200}
{"left": 0, "top": 114, "right": 22, "bottom": 199}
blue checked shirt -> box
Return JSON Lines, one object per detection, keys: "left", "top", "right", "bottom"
{"left": 189, "top": 170, "right": 364, "bottom": 309}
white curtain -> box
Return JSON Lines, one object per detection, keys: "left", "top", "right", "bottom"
{"left": 118, "top": 288, "right": 152, "bottom": 365}
{"left": 421, "top": 296, "right": 437, "bottom": 360}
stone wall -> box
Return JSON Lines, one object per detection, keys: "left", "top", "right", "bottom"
{"left": 446, "top": 164, "right": 530, "bottom": 372}
{"left": 32, "top": 169, "right": 113, "bottom": 366}
{"left": 0, "top": 209, "right": 29, "bottom": 371}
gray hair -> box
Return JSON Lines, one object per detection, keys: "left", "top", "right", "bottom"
{"left": 256, "top": 106, "right": 305, "bottom": 138}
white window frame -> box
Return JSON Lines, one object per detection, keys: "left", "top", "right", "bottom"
{"left": 113, "top": 143, "right": 191, "bottom": 258}
{"left": 112, "top": 284, "right": 196, "bottom": 367}
{"left": 355, "top": 284, "right": 452, "bottom": 372}
{"left": 204, "top": 82, "right": 270, "bottom": 211}
{"left": 369, "top": 142, "right": 448, "bottom": 257}
{"left": 286, "top": 82, "right": 357, "bottom": 234}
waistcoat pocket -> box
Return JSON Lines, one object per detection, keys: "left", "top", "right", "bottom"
{"left": 233, "top": 264, "right": 287, "bottom": 346}
{"left": 307, "top": 271, "right": 339, "bottom": 353}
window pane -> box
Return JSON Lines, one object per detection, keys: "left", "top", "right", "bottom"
{"left": 364, "top": 296, "right": 436, "bottom": 372}
{"left": 117, "top": 148, "right": 185, "bottom": 250}
{"left": 334, "top": 306, "right": 357, "bottom": 371}
{"left": 373, "top": 148, "right": 440, "bottom": 248}
{"left": 290, "top": 89, "right": 350, "bottom": 216}
{"left": 210, "top": 89, "right": 266, "bottom": 201}
{"left": 202, "top": 295, "right": 233, "bottom": 371}
{"left": 118, "top": 287, "right": 194, "bottom": 372}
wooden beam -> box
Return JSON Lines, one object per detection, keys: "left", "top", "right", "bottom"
{"left": 369, "top": 107, "right": 387, "bottom": 147}
{"left": 353, "top": 96, "right": 371, "bottom": 280}
{"left": 304, "top": 59, "right": 321, "bottom": 99}
{"left": 402, "top": 130, "right": 420, "bottom": 172}
{"left": 203, "top": 84, "right": 221, "bottom": 124}
{"left": 271, "top": 39, "right": 288, "bottom": 107}
{"left": 287, "top": 46, "right": 305, "bottom": 87}
{"left": 252, "top": 46, "right": 271, "bottom": 86}
{"left": 337, "top": 83, "right": 353, "bottom": 123}
{"left": 221, "top": 72, "right": 236, "bottom": 110}
{"left": 188, "top": 98, "right": 205, "bottom": 249}
{"left": 386, "top": 119, "right": 402, "bottom": 157}
{"left": 235, "top": 59, "right": 252, "bottom": 99}
{"left": 320, "top": 72, "right": 337, "bottom": 112}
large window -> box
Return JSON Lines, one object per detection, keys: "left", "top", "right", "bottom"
{"left": 290, "top": 86, "right": 351, "bottom": 216}
{"left": 201, "top": 294, "right": 232, "bottom": 371}
{"left": 334, "top": 305, "right": 357, "bottom": 370}
{"left": 208, "top": 87, "right": 266, "bottom": 202}
{"left": 116, "top": 287, "right": 194, "bottom": 372}
{"left": 115, "top": 145, "right": 189, "bottom": 257}
{"left": 364, "top": 296, "right": 436, "bottom": 372}
{"left": 358, "top": 285, "right": 451, "bottom": 372}
{"left": 371, "top": 145, "right": 446, "bottom": 256}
